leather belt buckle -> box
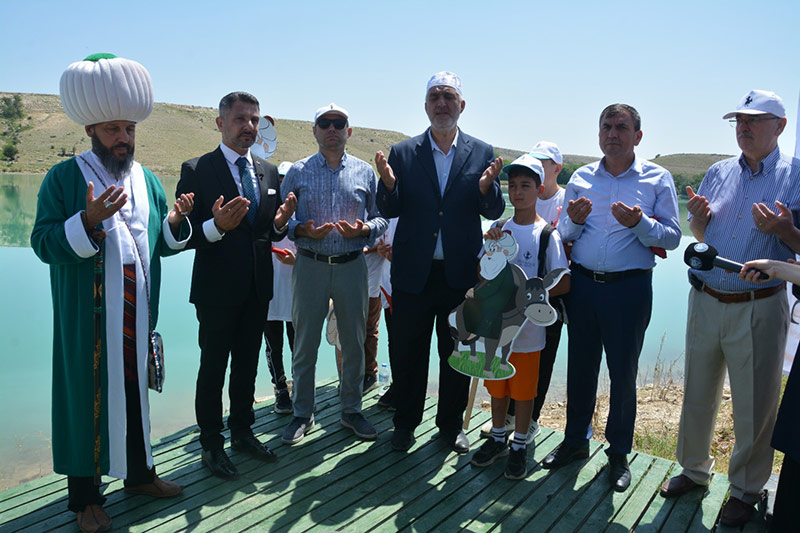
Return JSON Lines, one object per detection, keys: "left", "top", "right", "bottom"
{"left": 593, "top": 271, "right": 606, "bottom": 283}
{"left": 326, "top": 254, "right": 335, "bottom": 265}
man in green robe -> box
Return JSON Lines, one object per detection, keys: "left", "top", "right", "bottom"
{"left": 30, "top": 54, "right": 192, "bottom": 533}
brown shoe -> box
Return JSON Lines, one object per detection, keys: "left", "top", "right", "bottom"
{"left": 124, "top": 475, "right": 182, "bottom": 498}
{"left": 76, "top": 503, "right": 111, "bottom": 532}
{"left": 660, "top": 474, "right": 702, "bottom": 498}
{"left": 720, "top": 496, "right": 754, "bottom": 527}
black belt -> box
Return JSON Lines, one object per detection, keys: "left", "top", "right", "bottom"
{"left": 297, "top": 248, "right": 362, "bottom": 265}
{"left": 572, "top": 263, "right": 651, "bottom": 283}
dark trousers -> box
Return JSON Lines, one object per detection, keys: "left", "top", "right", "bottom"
{"left": 264, "top": 320, "right": 294, "bottom": 391}
{"left": 771, "top": 454, "right": 799, "bottom": 532}
{"left": 564, "top": 270, "right": 652, "bottom": 455}
{"left": 392, "top": 261, "right": 469, "bottom": 433}
{"left": 68, "top": 299, "right": 153, "bottom": 511}
{"left": 507, "top": 319, "right": 563, "bottom": 421}
{"left": 195, "top": 291, "right": 268, "bottom": 450}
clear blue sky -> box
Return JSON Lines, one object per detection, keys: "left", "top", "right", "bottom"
{"left": 1, "top": 0, "right": 798, "bottom": 160}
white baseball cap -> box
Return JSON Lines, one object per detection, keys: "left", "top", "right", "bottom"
{"left": 314, "top": 102, "right": 349, "bottom": 122}
{"left": 722, "top": 89, "right": 785, "bottom": 119}
{"left": 529, "top": 141, "right": 563, "bottom": 165}
{"left": 426, "top": 71, "right": 463, "bottom": 97}
{"left": 277, "top": 161, "right": 293, "bottom": 176}
{"left": 502, "top": 154, "right": 545, "bottom": 186}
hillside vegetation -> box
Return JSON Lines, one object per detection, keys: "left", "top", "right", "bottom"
{"left": 1, "top": 93, "right": 729, "bottom": 184}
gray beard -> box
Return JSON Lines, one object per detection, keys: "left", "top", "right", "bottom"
{"left": 479, "top": 253, "right": 506, "bottom": 280}
{"left": 91, "top": 134, "right": 134, "bottom": 180}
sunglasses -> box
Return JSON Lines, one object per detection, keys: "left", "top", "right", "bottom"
{"left": 316, "top": 118, "right": 348, "bottom": 130}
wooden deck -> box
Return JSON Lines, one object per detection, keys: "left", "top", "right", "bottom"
{"left": 0, "top": 379, "right": 770, "bottom": 532}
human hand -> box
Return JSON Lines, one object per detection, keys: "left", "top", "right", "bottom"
{"left": 274, "top": 192, "right": 297, "bottom": 228}
{"left": 686, "top": 186, "right": 711, "bottom": 224}
{"left": 566, "top": 197, "right": 592, "bottom": 225}
{"left": 752, "top": 201, "right": 792, "bottom": 237}
{"left": 335, "top": 219, "right": 369, "bottom": 239}
{"left": 375, "top": 151, "right": 396, "bottom": 192}
{"left": 484, "top": 227, "right": 504, "bottom": 241}
{"left": 465, "top": 288, "right": 475, "bottom": 299}
{"left": 611, "top": 201, "right": 643, "bottom": 228}
{"left": 479, "top": 157, "right": 503, "bottom": 197}
{"left": 377, "top": 238, "right": 392, "bottom": 260}
{"left": 84, "top": 182, "right": 127, "bottom": 229}
{"left": 276, "top": 248, "right": 296, "bottom": 265}
{"left": 212, "top": 195, "right": 249, "bottom": 231}
{"left": 296, "top": 219, "right": 335, "bottom": 239}
{"left": 168, "top": 192, "right": 194, "bottom": 229}
{"left": 738, "top": 259, "right": 775, "bottom": 283}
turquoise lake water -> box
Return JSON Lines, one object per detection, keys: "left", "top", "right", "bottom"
{"left": 0, "top": 174, "right": 694, "bottom": 488}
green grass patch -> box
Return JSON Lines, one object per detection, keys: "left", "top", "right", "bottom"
{"left": 448, "top": 349, "right": 515, "bottom": 380}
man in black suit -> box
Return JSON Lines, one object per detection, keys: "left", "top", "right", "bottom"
{"left": 177, "top": 91, "right": 296, "bottom": 479}
{"left": 375, "top": 71, "right": 505, "bottom": 453}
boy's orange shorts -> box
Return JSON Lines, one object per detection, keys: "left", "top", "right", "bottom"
{"left": 484, "top": 351, "right": 541, "bottom": 401}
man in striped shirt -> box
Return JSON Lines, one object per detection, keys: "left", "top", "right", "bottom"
{"left": 280, "top": 103, "right": 387, "bottom": 445}
{"left": 661, "top": 90, "right": 800, "bottom": 528}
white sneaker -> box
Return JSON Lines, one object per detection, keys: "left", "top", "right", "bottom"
{"left": 526, "top": 419, "right": 541, "bottom": 445}
{"left": 480, "top": 415, "right": 516, "bottom": 438}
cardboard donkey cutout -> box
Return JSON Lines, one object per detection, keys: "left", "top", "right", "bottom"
{"left": 449, "top": 231, "right": 568, "bottom": 380}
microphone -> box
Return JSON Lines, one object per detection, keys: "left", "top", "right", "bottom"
{"left": 683, "top": 242, "right": 770, "bottom": 280}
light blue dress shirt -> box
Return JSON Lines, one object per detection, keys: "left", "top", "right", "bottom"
{"left": 557, "top": 157, "right": 681, "bottom": 272}
{"left": 690, "top": 146, "right": 800, "bottom": 291}
{"left": 282, "top": 151, "right": 387, "bottom": 256}
{"left": 429, "top": 129, "right": 458, "bottom": 260}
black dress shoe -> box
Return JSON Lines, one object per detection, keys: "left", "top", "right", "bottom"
{"left": 440, "top": 429, "right": 470, "bottom": 454}
{"left": 542, "top": 441, "right": 590, "bottom": 470}
{"left": 231, "top": 434, "right": 278, "bottom": 463}
{"left": 201, "top": 448, "right": 238, "bottom": 479}
{"left": 606, "top": 452, "right": 631, "bottom": 492}
{"left": 391, "top": 428, "right": 414, "bottom": 451}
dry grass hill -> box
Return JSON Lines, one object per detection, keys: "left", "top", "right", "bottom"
{"left": 1, "top": 93, "right": 729, "bottom": 178}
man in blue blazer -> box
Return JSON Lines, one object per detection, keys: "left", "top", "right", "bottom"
{"left": 375, "top": 71, "right": 505, "bottom": 453}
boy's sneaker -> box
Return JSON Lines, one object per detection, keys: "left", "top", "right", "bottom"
{"left": 363, "top": 374, "right": 378, "bottom": 395}
{"left": 480, "top": 415, "right": 515, "bottom": 438}
{"left": 504, "top": 446, "right": 528, "bottom": 480}
{"left": 527, "top": 420, "right": 541, "bottom": 444}
{"left": 470, "top": 438, "right": 509, "bottom": 467}
{"left": 274, "top": 389, "right": 292, "bottom": 414}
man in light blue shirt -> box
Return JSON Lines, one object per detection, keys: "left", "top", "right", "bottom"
{"left": 280, "top": 103, "right": 387, "bottom": 445}
{"left": 661, "top": 90, "right": 800, "bottom": 527}
{"left": 547, "top": 104, "right": 681, "bottom": 492}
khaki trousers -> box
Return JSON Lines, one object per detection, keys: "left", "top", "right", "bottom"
{"left": 677, "top": 287, "right": 788, "bottom": 503}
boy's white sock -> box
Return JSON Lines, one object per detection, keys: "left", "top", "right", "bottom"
{"left": 491, "top": 427, "right": 505, "bottom": 443}
{"left": 511, "top": 431, "right": 527, "bottom": 451}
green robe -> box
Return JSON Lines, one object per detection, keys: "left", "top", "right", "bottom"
{"left": 462, "top": 264, "right": 516, "bottom": 339}
{"left": 30, "top": 153, "right": 189, "bottom": 477}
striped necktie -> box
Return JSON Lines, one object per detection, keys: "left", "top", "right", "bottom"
{"left": 236, "top": 156, "right": 258, "bottom": 224}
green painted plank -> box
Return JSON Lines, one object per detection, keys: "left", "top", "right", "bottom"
{"left": 631, "top": 469, "right": 681, "bottom": 532}
{"left": 610, "top": 456, "right": 674, "bottom": 531}
{"left": 686, "top": 472, "right": 729, "bottom": 532}
{"left": 572, "top": 453, "right": 656, "bottom": 532}
{"left": 122, "top": 400, "right": 392, "bottom": 532}
{"left": 3, "top": 384, "right": 347, "bottom": 532}
{"left": 465, "top": 440, "right": 605, "bottom": 533}
{"left": 430, "top": 428, "right": 562, "bottom": 532}
{"left": 659, "top": 472, "right": 716, "bottom": 532}
{"left": 319, "top": 412, "right": 493, "bottom": 533}
{"left": 518, "top": 443, "right": 612, "bottom": 531}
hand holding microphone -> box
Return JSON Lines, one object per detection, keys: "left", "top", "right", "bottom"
{"left": 683, "top": 242, "right": 770, "bottom": 280}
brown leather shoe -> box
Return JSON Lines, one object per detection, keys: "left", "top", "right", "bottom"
{"left": 124, "top": 475, "right": 182, "bottom": 498}
{"left": 76, "top": 503, "right": 111, "bottom": 532}
{"left": 720, "top": 496, "right": 754, "bottom": 527}
{"left": 660, "top": 474, "right": 702, "bottom": 498}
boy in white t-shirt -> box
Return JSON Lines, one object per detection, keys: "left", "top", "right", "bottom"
{"left": 470, "top": 154, "right": 570, "bottom": 479}
{"left": 528, "top": 141, "right": 565, "bottom": 225}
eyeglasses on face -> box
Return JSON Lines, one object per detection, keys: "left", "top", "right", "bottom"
{"left": 316, "top": 118, "right": 348, "bottom": 130}
{"left": 728, "top": 116, "right": 780, "bottom": 127}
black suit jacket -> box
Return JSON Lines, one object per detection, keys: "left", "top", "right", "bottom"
{"left": 377, "top": 128, "right": 505, "bottom": 294}
{"left": 177, "top": 147, "right": 284, "bottom": 307}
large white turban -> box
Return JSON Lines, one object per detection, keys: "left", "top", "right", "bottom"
{"left": 59, "top": 53, "right": 154, "bottom": 126}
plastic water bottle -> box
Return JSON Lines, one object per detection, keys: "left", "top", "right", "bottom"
{"left": 378, "top": 363, "right": 391, "bottom": 393}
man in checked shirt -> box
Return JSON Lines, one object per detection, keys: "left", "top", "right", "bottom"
{"left": 280, "top": 103, "right": 387, "bottom": 445}
{"left": 661, "top": 90, "right": 800, "bottom": 528}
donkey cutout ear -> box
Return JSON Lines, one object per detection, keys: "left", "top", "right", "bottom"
{"left": 542, "top": 268, "right": 569, "bottom": 291}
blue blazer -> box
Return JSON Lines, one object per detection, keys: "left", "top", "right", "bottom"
{"left": 377, "top": 129, "right": 504, "bottom": 294}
